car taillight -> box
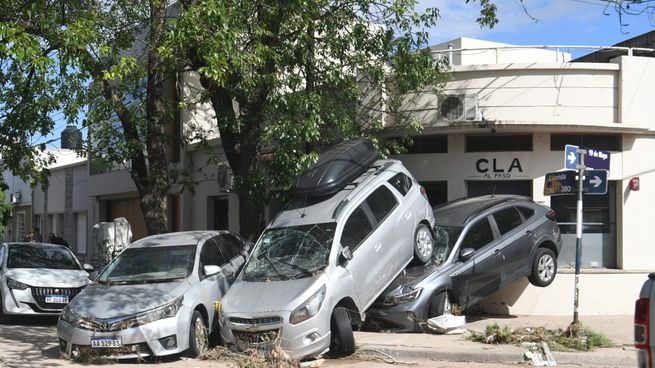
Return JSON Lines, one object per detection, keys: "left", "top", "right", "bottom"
{"left": 420, "top": 186, "right": 429, "bottom": 200}
{"left": 546, "top": 210, "right": 557, "bottom": 221}
{"left": 635, "top": 297, "right": 651, "bottom": 368}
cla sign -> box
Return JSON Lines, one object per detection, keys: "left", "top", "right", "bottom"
{"left": 476, "top": 158, "right": 523, "bottom": 179}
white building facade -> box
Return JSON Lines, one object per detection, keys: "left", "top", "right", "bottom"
{"left": 393, "top": 37, "right": 655, "bottom": 315}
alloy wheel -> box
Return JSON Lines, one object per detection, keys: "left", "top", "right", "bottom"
{"left": 538, "top": 254, "right": 555, "bottom": 282}
{"left": 194, "top": 315, "right": 208, "bottom": 353}
{"left": 415, "top": 226, "right": 433, "bottom": 260}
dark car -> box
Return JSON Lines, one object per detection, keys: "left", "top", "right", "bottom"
{"left": 366, "top": 195, "right": 562, "bottom": 332}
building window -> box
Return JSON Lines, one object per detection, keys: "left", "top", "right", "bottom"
{"left": 16, "top": 211, "right": 26, "bottom": 242}
{"left": 209, "top": 196, "right": 229, "bottom": 230}
{"left": 550, "top": 134, "right": 621, "bottom": 151}
{"left": 466, "top": 134, "right": 532, "bottom": 152}
{"left": 405, "top": 135, "right": 448, "bottom": 154}
{"left": 466, "top": 180, "right": 532, "bottom": 197}
{"left": 420, "top": 181, "right": 447, "bottom": 206}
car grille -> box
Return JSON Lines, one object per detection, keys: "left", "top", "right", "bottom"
{"left": 229, "top": 316, "right": 282, "bottom": 326}
{"left": 233, "top": 329, "right": 280, "bottom": 350}
{"left": 72, "top": 342, "right": 153, "bottom": 358}
{"left": 31, "top": 286, "right": 84, "bottom": 310}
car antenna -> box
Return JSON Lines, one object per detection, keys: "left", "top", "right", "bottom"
{"left": 301, "top": 195, "right": 308, "bottom": 218}
{"left": 491, "top": 184, "right": 497, "bottom": 198}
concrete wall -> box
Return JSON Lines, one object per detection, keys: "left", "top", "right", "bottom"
{"left": 479, "top": 271, "right": 647, "bottom": 315}
{"left": 618, "top": 56, "right": 655, "bottom": 127}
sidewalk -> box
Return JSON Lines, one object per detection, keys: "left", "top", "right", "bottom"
{"left": 354, "top": 314, "right": 635, "bottom": 367}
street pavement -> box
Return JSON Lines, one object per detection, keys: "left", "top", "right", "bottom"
{"left": 0, "top": 314, "right": 636, "bottom": 367}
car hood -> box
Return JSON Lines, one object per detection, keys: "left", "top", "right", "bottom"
{"left": 68, "top": 280, "right": 189, "bottom": 318}
{"left": 223, "top": 277, "right": 320, "bottom": 314}
{"left": 381, "top": 261, "right": 454, "bottom": 296}
{"left": 5, "top": 268, "right": 89, "bottom": 288}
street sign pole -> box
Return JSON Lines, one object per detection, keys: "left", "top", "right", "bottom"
{"left": 573, "top": 149, "right": 586, "bottom": 326}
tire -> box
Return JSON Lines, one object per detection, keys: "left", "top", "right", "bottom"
{"left": 528, "top": 248, "right": 557, "bottom": 287}
{"left": 329, "top": 307, "right": 355, "bottom": 357}
{"left": 413, "top": 223, "right": 434, "bottom": 264}
{"left": 187, "top": 310, "right": 208, "bottom": 358}
{"left": 428, "top": 291, "right": 452, "bottom": 318}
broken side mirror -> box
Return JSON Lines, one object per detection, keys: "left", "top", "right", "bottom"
{"left": 459, "top": 248, "right": 475, "bottom": 261}
{"left": 88, "top": 271, "right": 99, "bottom": 281}
{"left": 83, "top": 263, "right": 94, "bottom": 272}
{"left": 338, "top": 246, "right": 353, "bottom": 266}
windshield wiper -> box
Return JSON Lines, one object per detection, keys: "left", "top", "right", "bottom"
{"left": 143, "top": 277, "right": 185, "bottom": 284}
{"left": 260, "top": 254, "right": 286, "bottom": 280}
{"left": 276, "top": 259, "right": 314, "bottom": 277}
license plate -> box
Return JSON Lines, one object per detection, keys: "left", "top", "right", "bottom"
{"left": 45, "top": 295, "right": 69, "bottom": 304}
{"left": 90, "top": 337, "right": 122, "bottom": 348}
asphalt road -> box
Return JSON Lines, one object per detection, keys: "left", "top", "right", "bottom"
{"left": 0, "top": 315, "right": 624, "bottom": 368}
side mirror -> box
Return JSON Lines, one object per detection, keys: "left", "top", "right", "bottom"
{"left": 203, "top": 265, "right": 222, "bottom": 276}
{"left": 88, "top": 271, "right": 99, "bottom": 281}
{"left": 338, "top": 246, "right": 353, "bottom": 266}
{"left": 83, "top": 263, "right": 95, "bottom": 272}
{"left": 459, "top": 248, "right": 475, "bottom": 261}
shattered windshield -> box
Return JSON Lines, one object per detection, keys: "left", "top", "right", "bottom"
{"left": 97, "top": 245, "right": 196, "bottom": 284}
{"left": 432, "top": 225, "right": 463, "bottom": 265}
{"left": 243, "top": 223, "right": 336, "bottom": 281}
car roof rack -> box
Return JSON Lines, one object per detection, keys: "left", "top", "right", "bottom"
{"left": 292, "top": 139, "right": 379, "bottom": 197}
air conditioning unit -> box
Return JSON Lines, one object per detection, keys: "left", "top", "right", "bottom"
{"left": 436, "top": 94, "right": 480, "bottom": 122}
{"left": 217, "top": 163, "right": 234, "bottom": 191}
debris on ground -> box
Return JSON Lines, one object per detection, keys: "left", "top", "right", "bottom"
{"left": 522, "top": 341, "right": 557, "bottom": 366}
{"left": 427, "top": 314, "right": 467, "bottom": 334}
{"left": 201, "top": 346, "right": 300, "bottom": 368}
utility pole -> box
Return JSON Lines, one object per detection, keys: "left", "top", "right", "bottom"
{"left": 572, "top": 149, "right": 586, "bottom": 327}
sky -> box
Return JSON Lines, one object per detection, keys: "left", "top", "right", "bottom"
{"left": 42, "top": 0, "right": 655, "bottom": 148}
{"left": 421, "top": 0, "right": 655, "bottom": 49}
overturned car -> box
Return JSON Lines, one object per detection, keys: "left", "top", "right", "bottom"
{"left": 366, "top": 195, "right": 562, "bottom": 332}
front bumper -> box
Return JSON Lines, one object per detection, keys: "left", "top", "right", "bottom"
{"left": 220, "top": 308, "right": 331, "bottom": 360}
{"left": 56, "top": 307, "right": 193, "bottom": 359}
{"left": 364, "top": 308, "right": 423, "bottom": 332}
{"left": 2, "top": 286, "right": 84, "bottom": 316}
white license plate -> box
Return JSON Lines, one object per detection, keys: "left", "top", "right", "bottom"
{"left": 90, "top": 337, "right": 122, "bottom": 348}
{"left": 45, "top": 295, "right": 69, "bottom": 304}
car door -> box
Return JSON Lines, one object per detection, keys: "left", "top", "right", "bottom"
{"left": 339, "top": 202, "right": 380, "bottom": 306}
{"left": 198, "top": 238, "right": 229, "bottom": 310}
{"left": 451, "top": 216, "right": 502, "bottom": 307}
{"left": 491, "top": 206, "right": 533, "bottom": 284}
{"left": 215, "top": 233, "right": 247, "bottom": 286}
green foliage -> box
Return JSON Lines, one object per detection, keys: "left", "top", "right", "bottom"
{"left": 470, "top": 323, "right": 614, "bottom": 352}
{"left": 0, "top": 200, "right": 12, "bottom": 237}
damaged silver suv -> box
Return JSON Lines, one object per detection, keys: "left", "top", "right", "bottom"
{"left": 219, "top": 140, "right": 435, "bottom": 360}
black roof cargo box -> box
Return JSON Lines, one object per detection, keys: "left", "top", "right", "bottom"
{"left": 293, "top": 139, "right": 379, "bottom": 197}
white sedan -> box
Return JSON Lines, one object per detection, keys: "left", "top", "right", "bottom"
{"left": 57, "top": 231, "right": 250, "bottom": 359}
{"left": 0, "top": 242, "right": 93, "bottom": 322}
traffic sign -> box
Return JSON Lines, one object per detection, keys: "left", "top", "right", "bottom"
{"left": 565, "top": 145, "right": 579, "bottom": 170}
{"left": 585, "top": 148, "right": 611, "bottom": 171}
{"left": 544, "top": 170, "right": 577, "bottom": 196}
{"left": 583, "top": 169, "right": 608, "bottom": 195}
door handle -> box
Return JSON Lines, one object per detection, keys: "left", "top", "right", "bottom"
{"left": 493, "top": 249, "right": 501, "bottom": 255}
{"left": 374, "top": 242, "right": 382, "bottom": 252}
{"left": 526, "top": 230, "right": 533, "bottom": 236}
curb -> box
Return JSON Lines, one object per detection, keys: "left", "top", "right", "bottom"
{"left": 357, "top": 343, "right": 636, "bottom": 367}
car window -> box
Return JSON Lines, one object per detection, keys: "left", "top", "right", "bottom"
{"left": 517, "top": 206, "right": 535, "bottom": 220}
{"left": 493, "top": 207, "right": 524, "bottom": 235}
{"left": 7, "top": 244, "right": 80, "bottom": 270}
{"left": 388, "top": 173, "right": 413, "bottom": 196}
{"left": 365, "top": 186, "right": 398, "bottom": 224}
{"left": 461, "top": 218, "right": 495, "bottom": 251}
{"left": 341, "top": 206, "right": 374, "bottom": 251}
{"left": 200, "top": 240, "right": 227, "bottom": 270}
{"left": 216, "top": 234, "right": 244, "bottom": 261}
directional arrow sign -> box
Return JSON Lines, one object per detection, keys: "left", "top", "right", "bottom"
{"left": 583, "top": 169, "right": 608, "bottom": 195}
{"left": 544, "top": 170, "right": 577, "bottom": 196}
{"left": 565, "top": 144, "right": 579, "bottom": 170}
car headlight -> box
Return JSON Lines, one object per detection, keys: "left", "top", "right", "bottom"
{"left": 290, "top": 285, "right": 326, "bottom": 325}
{"left": 60, "top": 305, "right": 81, "bottom": 325}
{"left": 133, "top": 295, "right": 184, "bottom": 326}
{"left": 380, "top": 286, "right": 423, "bottom": 307}
{"left": 6, "top": 277, "right": 28, "bottom": 290}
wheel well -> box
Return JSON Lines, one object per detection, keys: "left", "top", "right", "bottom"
{"left": 538, "top": 241, "right": 558, "bottom": 257}
{"left": 334, "top": 298, "right": 361, "bottom": 326}
{"left": 194, "top": 305, "right": 209, "bottom": 326}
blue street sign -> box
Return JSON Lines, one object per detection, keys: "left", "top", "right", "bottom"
{"left": 565, "top": 145, "right": 579, "bottom": 170}
{"left": 583, "top": 169, "right": 608, "bottom": 195}
{"left": 584, "top": 148, "right": 611, "bottom": 171}
{"left": 544, "top": 170, "right": 577, "bottom": 196}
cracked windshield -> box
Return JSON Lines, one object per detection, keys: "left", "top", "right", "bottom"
{"left": 244, "top": 223, "right": 336, "bottom": 281}
{"left": 97, "top": 245, "right": 196, "bottom": 284}
{"left": 432, "top": 225, "right": 462, "bottom": 265}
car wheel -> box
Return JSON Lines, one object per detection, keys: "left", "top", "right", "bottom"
{"left": 428, "top": 291, "right": 452, "bottom": 318}
{"left": 413, "top": 223, "right": 434, "bottom": 264}
{"left": 528, "top": 248, "right": 557, "bottom": 287}
{"left": 329, "top": 307, "right": 355, "bottom": 357}
{"left": 186, "top": 310, "right": 208, "bottom": 358}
